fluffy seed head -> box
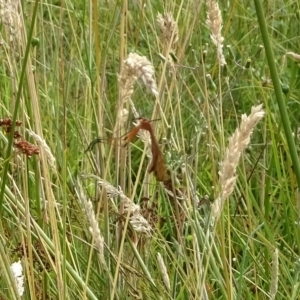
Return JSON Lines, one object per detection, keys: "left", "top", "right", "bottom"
{"left": 206, "top": 0, "right": 226, "bottom": 66}
{"left": 157, "top": 12, "right": 179, "bottom": 48}
{"left": 119, "top": 53, "right": 158, "bottom": 103}
{"left": 0, "top": 0, "right": 22, "bottom": 44}
{"left": 211, "top": 104, "right": 265, "bottom": 220}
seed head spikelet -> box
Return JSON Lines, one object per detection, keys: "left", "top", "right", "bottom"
{"left": 157, "top": 12, "right": 179, "bottom": 48}
{"left": 81, "top": 175, "right": 152, "bottom": 235}
{"left": 118, "top": 108, "right": 129, "bottom": 128}
{"left": 26, "top": 129, "right": 56, "bottom": 170}
{"left": 119, "top": 53, "right": 158, "bottom": 103}
{"left": 75, "top": 180, "right": 105, "bottom": 265}
{"left": 0, "top": 0, "right": 21, "bottom": 44}
{"left": 206, "top": 0, "right": 226, "bottom": 66}
{"left": 211, "top": 104, "right": 265, "bottom": 220}
{"left": 157, "top": 253, "right": 171, "bottom": 291}
{"left": 269, "top": 248, "right": 279, "bottom": 300}
{"left": 286, "top": 51, "right": 300, "bottom": 62}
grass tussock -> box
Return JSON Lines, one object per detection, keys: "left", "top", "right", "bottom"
{"left": 0, "top": 0, "right": 299, "bottom": 299}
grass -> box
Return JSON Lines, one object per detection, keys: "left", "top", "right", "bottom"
{"left": 0, "top": 0, "right": 300, "bottom": 299}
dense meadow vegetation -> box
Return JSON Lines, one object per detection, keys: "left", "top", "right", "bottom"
{"left": 0, "top": 0, "right": 300, "bottom": 299}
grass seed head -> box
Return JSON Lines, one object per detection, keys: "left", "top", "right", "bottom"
{"left": 212, "top": 104, "right": 265, "bottom": 220}
{"left": 206, "top": 0, "right": 226, "bottom": 66}
{"left": 76, "top": 180, "right": 105, "bottom": 265}
{"left": 0, "top": 0, "right": 22, "bottom": 45}
{"left": 119, "top": 53, "right": 158, "bottom": 101}
{"left": 157, "top": 253, "right": 171, "bottom": 291}
{"left": 286, "top": 51, "right": 300, "bottom": 61}
{"left": 157, "top": 12, "right": 179, "bottom": 48}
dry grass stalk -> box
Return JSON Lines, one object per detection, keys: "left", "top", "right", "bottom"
{"left": 0, "top": 0, "right": 22, "bottom": 45}
{"left": 157, "top": 12, "right": 179, "bottom": 48}
{"left": 157, "top": 253, "right": 171, "bottom": 291}
{"left": 269, "top": 248, "right": 279, "bottom": 300}
{"left": 206, "top": 0, "right": 226, "bottom": 66}
{"left": 81, "top": 175, "right": 152, "bottom": 235}
{"left": 211, "top": 104, "right": 265, "bottom": 220}
{"left": 75, "top": 180, "right": 105, "bottom": 265}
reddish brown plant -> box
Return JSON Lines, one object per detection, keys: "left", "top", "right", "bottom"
{"left": 0, "top": 118, "right": 22, "bottom": 133}
{"left": 0, "top": 117, "right": 39, "bottom": 157}
{"left": 14, "top": 139, "right": 40, "bottom": 157}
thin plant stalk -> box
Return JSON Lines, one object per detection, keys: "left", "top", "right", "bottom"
{"left": 253, "top": 0, "right": 300, "bottom": 192}
{"left": 0, "top": 0, "right": 39, "bottom": 215}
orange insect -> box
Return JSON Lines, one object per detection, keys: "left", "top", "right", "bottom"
{"left": 132, "top": 118, "right": 169, "bottom": 182}
{"left": 86, "top": 118, "right": 170, "bottom": 182}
